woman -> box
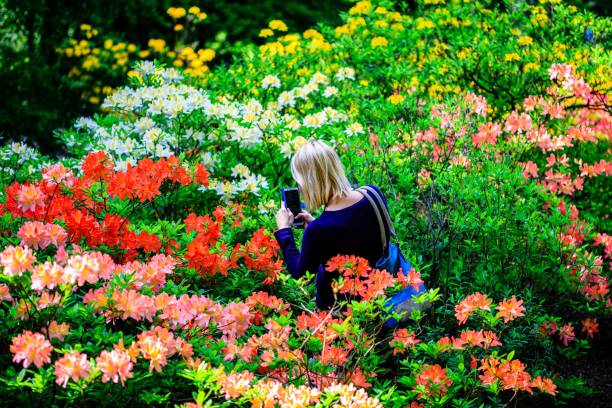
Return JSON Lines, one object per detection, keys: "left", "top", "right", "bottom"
{"left": 274, "top": 140, "right": 391, "bottom": 310}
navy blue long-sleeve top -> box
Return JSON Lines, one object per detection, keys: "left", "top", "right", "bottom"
{"left": 273, "top": 184, "right": 391, "bottom": 309}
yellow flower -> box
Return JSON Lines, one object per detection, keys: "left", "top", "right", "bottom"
{"left": 198, "top": 12, "right": 207, "bottom": 20}
{"left": 359, "top": 79, "right": 369, "bottom": 86}
{"left": 457, "top": 47, "right": 471, "bottom": 59}
{"left": 80, "top": 24, "right": 92, "bottom": 31}
{"left": 148, "top": 38, "right": 166, "bottom": 53}
{"left": 285, "top": 41, "right": 300, "bottom": 54}
{"left": 391, "top": 23, "right": 404, "bottom": 31}
{"left": 388, "top": 11, "right": 403, "bottom": 22}
{"left": 279, "top": 33, "right": 299, "bottom": 43}
{"left": 188, "top": 6, "right": 201, "bottom": 14}
{"left": 173, "top": 59, "right": 184, "bottom": 67}
{"left": 198, "top": 48, "right": 215, "bottom": 62}
{"left": 303, "top": 29, "right": 322, "bottom": 40}
{"left": 428, "top": 83, "right": 444, "bottom": 97}
{"left": 269, "top": 20, "right": 288, "bottom": 31}
{"left": 374, "top": 20, "right": 389, "bottom": 28}
{"left": 518, "top": 36, "right": 533, "bottom": 46}
{"left": 348, "top": 17, "right": 366, "bottom": 31}
{"left": 259, "top": 28, "right": 274, "bottom": 38}
{"left": 523, "top": 62, "right": 540, "bottom": 73}
{"left": 190, "top": 58, "right": 203, "bottom": 68}
{"left": 349, "top": 1, "right": 372, "bottom": 15}
{"left": 259, "top": 42, "right": 284, "bottom": 56}
{"left": 174, "top": 24, "right": 184, "bottom": 31}
{"left": 504, "top": 52, "right": 520, "bottom": 62}
{"left": 310, "top": 39, "right": 331, "bottom": 52}
{"left": 375, "top": 6, "right": 388, "bottom": 14}
{"left": 127, "top": 43, "right": 136, "bottom": 53}
{"left": 167, "top": 7, "right": 186, "bottom": 19}
{"left": 104, "top": 39, "right": 113, "bottom": 50}
{"left": 88, "top": 96, "right": 100, "bottom": 104}
{"left": 139, "top": 50, "right": 150, "bottom": 58}
{"left": 416, "top": 18, "right": 436, "bottom": 30}
{"left": 388, "top": 94, "right": 405, "bottom": 105}
{"left": 82, "top": 55, "right": 100, "bottom": 71}
{"left": 424, "top": 0, "right": 445, "bottom": 4}
{"left": 371, "top": 36, "right": 388, "bottom": 48}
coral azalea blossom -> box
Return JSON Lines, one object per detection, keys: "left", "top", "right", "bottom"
{"left": 10, "top": 331, "right": 53, "bottom": 368}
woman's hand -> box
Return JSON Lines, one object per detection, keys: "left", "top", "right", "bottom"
{"left": 276, "top": 207, "right": 294, "bottom": 230}
{"left": 295, "top": 210, "right": 315, "bottom": 229}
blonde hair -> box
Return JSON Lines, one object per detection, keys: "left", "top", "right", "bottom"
{"left": 290, "top": 140, "right": 353, "bottom": 211}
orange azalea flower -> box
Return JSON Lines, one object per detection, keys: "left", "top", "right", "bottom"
{"left": 246, "top": 293, "right": 289, "bottom": 326}
{"left": 0, "top": 245, "right": 36, "bottom": 277}
{"left": 520, "top": 160, "right": 539, "bottom": 178}
{"left": 54, "top": 352, "right": 91, "bottom": 388}
{"left": 17, "top": 184, "right": 46, "bottom": 213}
{"left": 238, "top": 228, "right": 283, "bottom": 285}
{"left": 47, "top": 321, "right": 70, "bottom": 342}
{"left": 96, "top": 349, "right": 134, "bottom": 385}
{"left": 581, "top": 318, "right": 598, "bottom": 338}
{"left": 138, "top": 336, "right": 168, "bottom": 372}
{"left": 495, "top": 296, "right": 526, "bottom": 323}
{"left": 82, "top": 151, "right": 114, "bottom": 181}
{"left": 539, "top": 320, "right": 558, "bottom": 337}
{"left": 296, "top": 310, "right": 341, "bottom": 343}
{"left": 42, "top": 163, "right": 74, "bottom": 187}
{"left": 531, "top": 375, "right": 558, "bottom": 395}
{"left": 219, "top": 370, "right": 253, "bottom": 399}
{"left": 415, "top": 364, "right": 453, "bottom": 398}
{"left": 37, "top": 291, "right": 62, "bottom": 309}
{"left": 453, "top": 330, "right": 501, "bottom": 350}
{"left": 454, "top": 292, "right": 492, "bottom": 325}
{"left": 345, "top": 367, "right": 375, "bottom": 389}
{"left": 397, "top": 267, "right": 424, "bottom": 291}
{"left": 472, "top": 122, "right": 501, "bottom": 148}
{"left": 478, "top": 355, "right": 503, "bottom": 386}
{"left": 193, "top": 163, "right": 209, "bottom": 186}
{"left": 500, "top": 359, "right": 532, "bottom": 393}
{"left": 390, "top": 328, "right": 420, "bottom": 355}
{"left": 325, "top": 254, "right": 371, "bottom": 278}
{"left": 558, "top": 323, "right": 575, "bottom": 346}
{"left": 218, "top": 302, "right": 252, "bottom": 340}
{"left": 320, "top": 345, "right": 349, "bottom": 366}
{"left": 30, "top": 261, "right": 65, "bottom": 291}
{"left": 504, "top": 111, "right": 532, "bottom": 134}
{"left": 10, "top": 330, "right": 53, "bottom": 368}
{"left": 0, "top": 284, "right": 12, "bottom": 302}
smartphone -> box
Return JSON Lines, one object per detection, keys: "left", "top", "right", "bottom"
{"left": 281, "top": 187, "right": 305, "bottom": 228}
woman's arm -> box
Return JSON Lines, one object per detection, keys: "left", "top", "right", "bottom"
{"left": 273, "top": 224, "right": 321, "bottom": 280}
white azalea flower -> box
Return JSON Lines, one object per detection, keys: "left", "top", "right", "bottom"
{"left": 262, "top": 75, "right": 281, "bottom": 89}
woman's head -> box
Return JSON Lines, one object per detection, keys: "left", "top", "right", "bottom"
{"left": 290, "top": 140, "right": 352, "bottom": 210}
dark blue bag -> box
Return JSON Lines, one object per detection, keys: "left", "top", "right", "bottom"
{"left": 356, "top": 186, "right": 428, "bottom": 328}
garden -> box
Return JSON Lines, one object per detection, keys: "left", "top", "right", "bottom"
{"left": 0, "top": 0, "right": 610, "bottom": 407}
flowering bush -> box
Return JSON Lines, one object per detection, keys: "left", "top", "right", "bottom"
{"left": 0, "top": 0, "right": 610, "bottom": 406}
{"left": 55, "top": 6, "right": 213, "bottom": 106}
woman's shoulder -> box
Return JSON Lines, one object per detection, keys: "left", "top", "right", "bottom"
{"left": 362, "top": 184, "right": 385, "bottom": 198}
{"left": 361, "top": 184, "right": 388, "bottom": 207}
